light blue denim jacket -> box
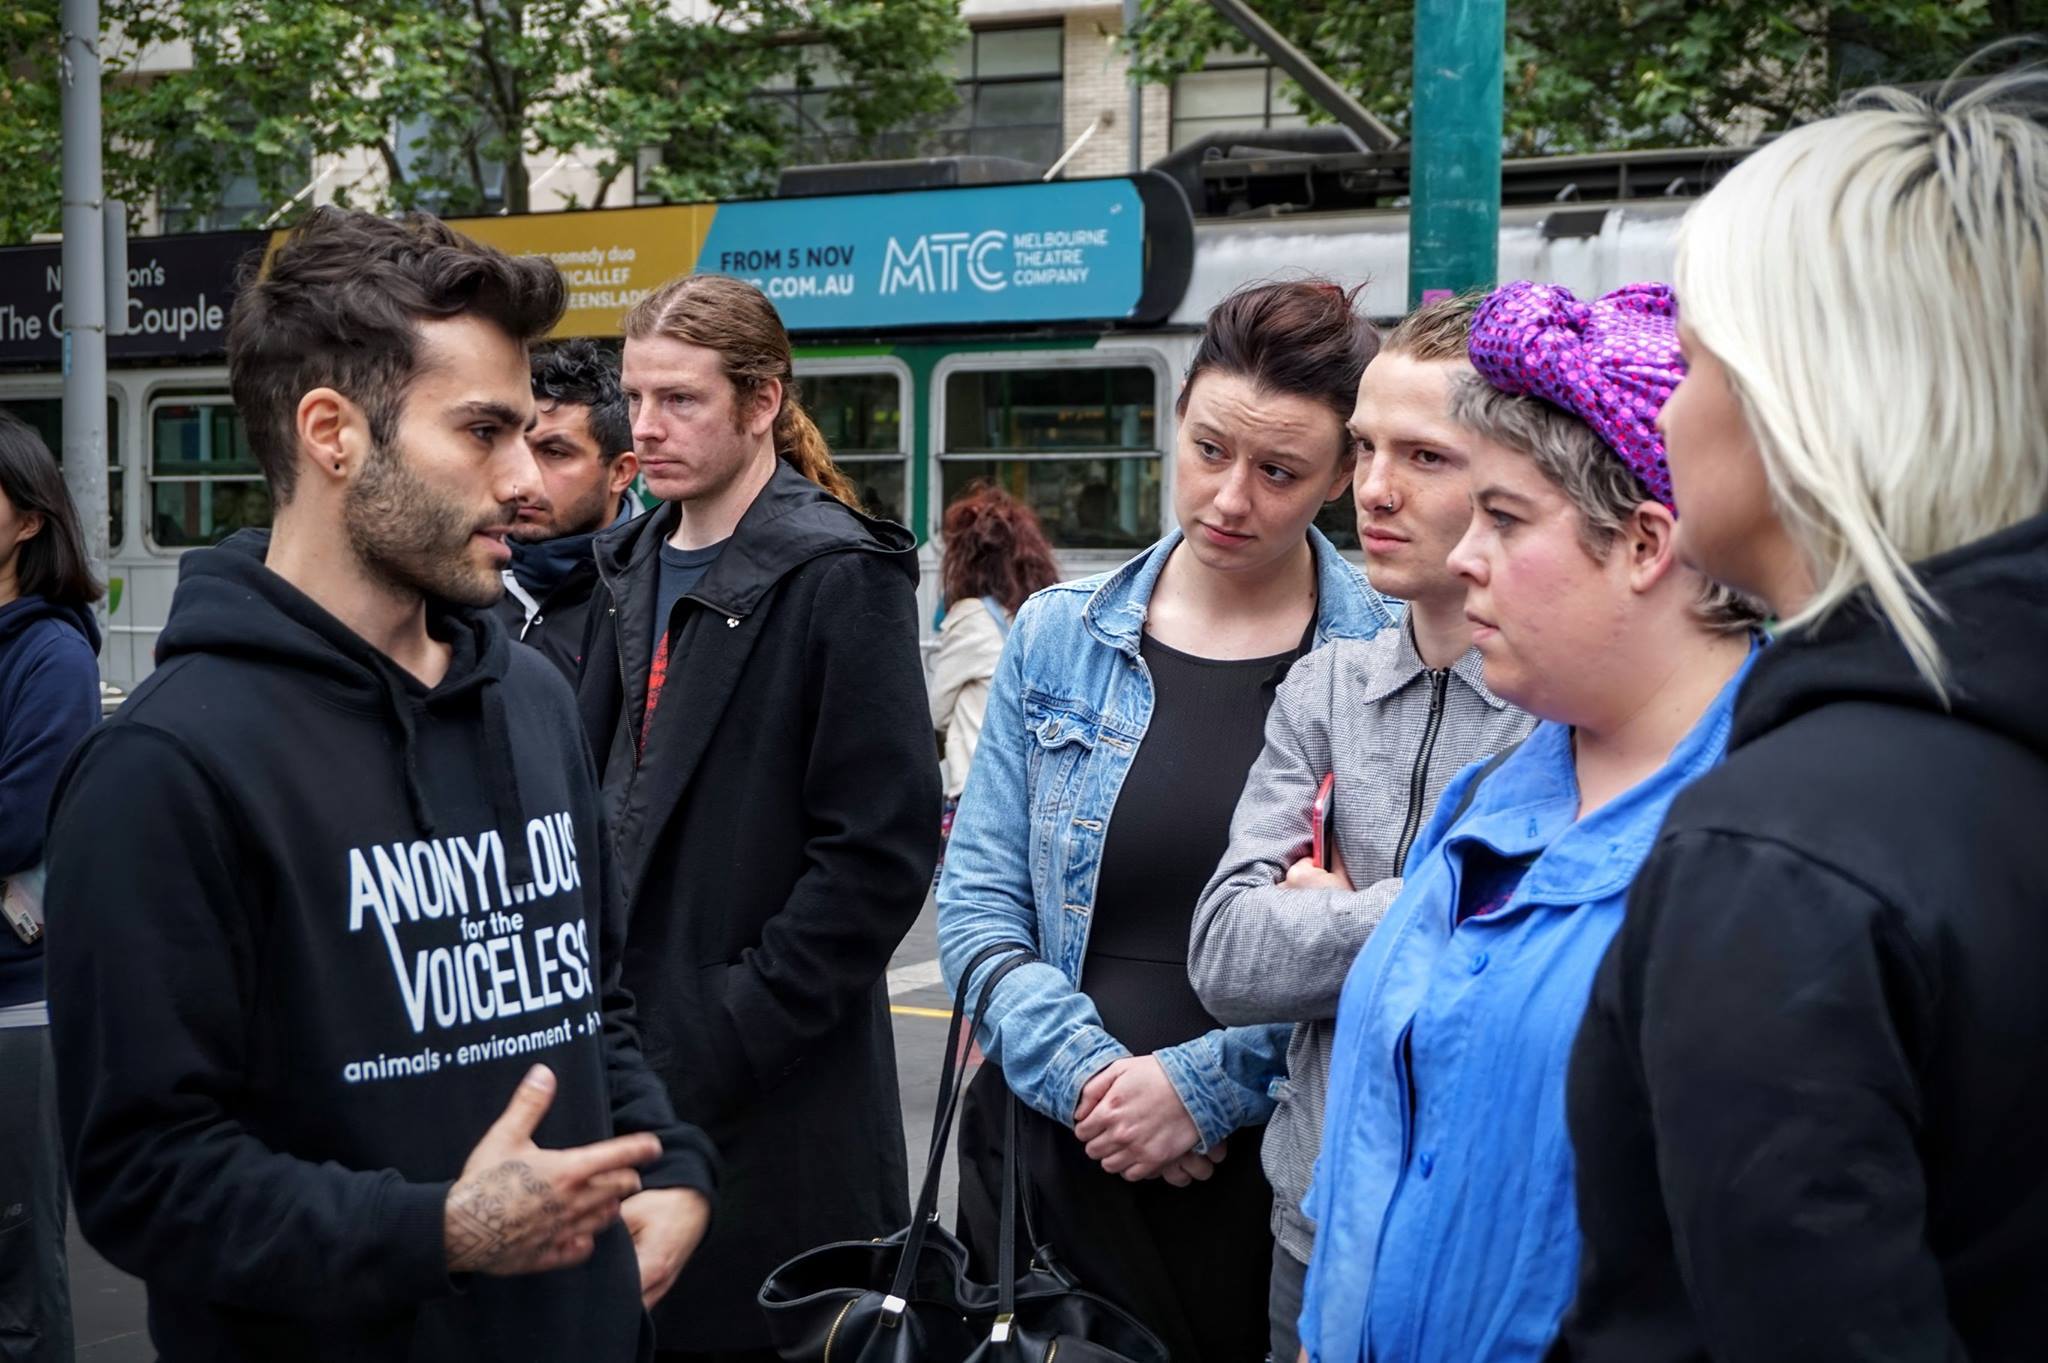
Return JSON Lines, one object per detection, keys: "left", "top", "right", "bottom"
{"left": 935, "top": 528, "right": 1396, "bottom": 1148}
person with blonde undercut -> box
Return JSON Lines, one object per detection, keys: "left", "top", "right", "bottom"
{"left": 1554, "top": 71, "right": 2048, "bottom": 1363}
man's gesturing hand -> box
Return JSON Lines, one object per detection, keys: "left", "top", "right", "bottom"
{"left": 444, "top": 1065, "right": 660, "bottom": 1276}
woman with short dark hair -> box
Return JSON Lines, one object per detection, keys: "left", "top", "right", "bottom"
{"left": 0, "top": 408, "right": 99, "bottom": 1363}
{"left": 938, "top": 280, "right": 1397, "bottom": 1363}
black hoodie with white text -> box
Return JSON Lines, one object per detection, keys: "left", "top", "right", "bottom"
{"left": 42, "top": 531, "right": 715, "bottom": 1363}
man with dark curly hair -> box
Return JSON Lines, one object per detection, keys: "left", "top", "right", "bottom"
{"left": 496, "top": 339, "right": 641, "bottom": 682}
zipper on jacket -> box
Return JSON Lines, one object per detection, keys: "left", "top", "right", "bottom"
{"left": 1391, "top": 669, "right": 1450, "bottom": 872}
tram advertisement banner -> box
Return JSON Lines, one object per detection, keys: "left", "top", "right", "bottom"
{"left": 452, "top": 173, "right": 1189, "bottom": 338}
{"left": 0, "top": 230, "right": 265, "bottom": 367}
{"left": 0, "top": 174, "right": 1191, "bottom": 368}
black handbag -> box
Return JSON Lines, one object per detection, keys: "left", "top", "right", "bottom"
{"left": 759, "top": 943, "right": 1169, "bottom": 1363}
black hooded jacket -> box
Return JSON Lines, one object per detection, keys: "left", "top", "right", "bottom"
{"left": 1554, "top": 512, "right": 2048, "bottom": 1363}
{"left": 578, "top": 461, "right": 939, "bottom": 1349}
{"left": 43, "top": 532, "right": 715, "bottom": 1363}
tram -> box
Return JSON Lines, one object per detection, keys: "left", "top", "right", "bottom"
{"left": 0, "top": 145, "right": 1739, "bottom": 689}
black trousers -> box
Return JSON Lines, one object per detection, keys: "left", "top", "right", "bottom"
{"left": 0, "top": 1021, "right": 72, "bottom": 1363}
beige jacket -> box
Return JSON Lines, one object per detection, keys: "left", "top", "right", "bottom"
{"left": 929, "top": 596, "right": 1009, "bottom": 799}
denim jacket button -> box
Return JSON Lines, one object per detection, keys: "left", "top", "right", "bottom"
{"left": 1418, "top": 1151, "right": 1436, "bottom": 1179}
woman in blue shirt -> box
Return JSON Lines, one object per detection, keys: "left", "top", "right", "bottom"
{"left": 937, "top": 281, "right": 1395, "bottom": 1363}
{"left": 1296, "top": 282, "right": 1762, "bottom": 1363}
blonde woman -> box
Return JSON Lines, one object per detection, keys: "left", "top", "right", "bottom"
{"left": 1555, "top": 75, "right": 2048, "bottom": 1362}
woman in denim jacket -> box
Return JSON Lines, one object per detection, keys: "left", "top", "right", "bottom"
{"left": 937, "top": 281, "right": 1396, "bottom": 1363}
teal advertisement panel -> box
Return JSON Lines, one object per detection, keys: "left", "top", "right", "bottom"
{"left": 697, "top": 178, "right": 1155, "bottom": 332}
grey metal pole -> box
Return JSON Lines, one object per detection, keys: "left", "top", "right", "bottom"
{"left": 60, "top": 0, "right": 109, "bottom": 625}
{"left": 1124, "top": 0, "right": 1144, "bottom": 173}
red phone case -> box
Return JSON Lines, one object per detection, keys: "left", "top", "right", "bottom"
{"left": 1311, "top": 772, "right": 1336, "bottom": 870}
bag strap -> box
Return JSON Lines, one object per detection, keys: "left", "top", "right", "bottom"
{"left": 992, "top": 1085, "right": 1023, "bottom": 1344}
{"left": 888, "top": 943, "right": 1035, "bottom": 1317}
{"left": 980, "top": 595, "right": 1012, "bottom": 639}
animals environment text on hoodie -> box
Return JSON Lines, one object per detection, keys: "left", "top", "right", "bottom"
{"left": 42, "top": 531, "right": 715, "bottom": 1363}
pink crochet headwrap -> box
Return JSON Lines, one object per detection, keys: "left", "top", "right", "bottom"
{"left": 1468, "top": 280, "right": 1684, "bottom": 510}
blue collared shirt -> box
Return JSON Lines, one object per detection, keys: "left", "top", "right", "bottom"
{"left": 1300, "top": 650, "right": 1758, "bottom": 1363}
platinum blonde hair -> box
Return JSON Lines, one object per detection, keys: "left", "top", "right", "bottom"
{"left": 1673, "top": 66, "right": 2048, "bottom": 688}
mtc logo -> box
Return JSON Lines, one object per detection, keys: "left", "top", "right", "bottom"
{"left": 880, "top": 230, "right": 1007, "bottom": 295}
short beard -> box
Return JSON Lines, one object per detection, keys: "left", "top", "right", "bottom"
{"left": 344, "top": 436, "right": 509, "bottom": 609}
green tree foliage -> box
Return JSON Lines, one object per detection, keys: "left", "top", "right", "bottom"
{"left": 0, "top": 0, "right": 966, "bottom": 246}
{"left": 1131, "top": 0, "right": 2046, "bottom": 155}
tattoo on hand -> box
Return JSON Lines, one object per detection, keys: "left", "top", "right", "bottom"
{"left": 446, "top": 1160, "right": 562, "bottom": 1273}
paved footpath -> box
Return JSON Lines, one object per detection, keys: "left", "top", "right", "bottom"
{"left": 64, "top": 893, "right": 962, "bottom": 1359}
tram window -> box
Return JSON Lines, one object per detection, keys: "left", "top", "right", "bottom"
{"left": 944, "top": 367, "right": 1154, "bottom": 453}
{"left": 0, "top": 397, "right": 123, "bottom": 550}
{"left": 940, "top": 365, "right": 1162, "bottom": 551}
{"left": 803, "top": 370, "right": 908, "bottom": 527}
{"left": 148, "top": 400, "right": 273, "bottom": 549}
{"left": 941, "top": 457, "right": 1161, "bottom": 552}
{"left": 1314, "top": 492, "right": 1360, "bottom": 552}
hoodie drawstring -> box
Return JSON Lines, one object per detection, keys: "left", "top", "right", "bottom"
{"left": 482, "top": 680, "right": 535, "bottom": 885}
{"left": 379, "top": 668, "right": 533, "bottom": 889}
{"left": 379, "top": 669, "right": 439, "bottom": 837}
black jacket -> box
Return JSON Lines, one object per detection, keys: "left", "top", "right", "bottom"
{"left": 45, "top": 533, "right": 715, "bottom": 1363}
{"left": 492, "top": 502, "right": 637, "bottom": 684}
{"left": 1555, "top": 512, "right": 2048, "bottom": 1363}
{"left": 579, "top": 463, "right": 939, "bottom": 1350}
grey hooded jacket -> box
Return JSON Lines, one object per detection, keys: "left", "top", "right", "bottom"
{"left": 1190, "top": 617, "right": 1534, "bottom": 1264}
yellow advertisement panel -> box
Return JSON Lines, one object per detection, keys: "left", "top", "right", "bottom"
{"left": 448, "top": 203, "right": 719, "bottom": 339}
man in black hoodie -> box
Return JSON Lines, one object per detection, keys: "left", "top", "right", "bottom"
{"left": 42, "top": 207, "right": 716, "bottom": 1363}
{"left": 579, "top": 273, "right": 938, "bottom": 1361}
{"left": 495, "top": 338, "right": 640, "bottom": 682}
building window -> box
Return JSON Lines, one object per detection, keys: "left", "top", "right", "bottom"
{"left": 394, "top": 114, "right": 508, "bottom": 215}
{"left": 800, "top": 367, "right": 909, "bottom": 527}
{"left": 759, "top": 24, "right": 1064, "bottom": 169}
{"left": 1, "top": 396, "right": 123, "bottom": 550}
{"left": 1170, "top": 49, "right": 1309, "bottom": 150}
{"left": 148, "top": 397, "right": 272, "bottom": 549}
{"left": 938, "top": 362, "right": 1162, "bottom": 552}
{"left": 159, "top": 168, "right": 275, "bottom": 235}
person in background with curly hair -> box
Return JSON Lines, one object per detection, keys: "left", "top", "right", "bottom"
{"left": 929, "top": 483, "right": 1061, "bottom": 870}
{"left": 495, "top": 339, "right": 641, "bottom": 683}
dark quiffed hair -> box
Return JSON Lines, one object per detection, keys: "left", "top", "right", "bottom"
{"left": 1176, "top": 279, "right": 1381, "bottom": 443}
{"left": 941, "top": 483, "right": 1062, "bottom": 613}
{"left": 0, "top": 410, "right": 103, "bottom": 608}
{"left": 532, "top": 339, "right": 630, "bottom": 462}
{"left": 226, "top": 206, "right": 567, "bottom": 502}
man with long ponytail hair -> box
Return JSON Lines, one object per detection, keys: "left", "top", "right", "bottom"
{"left": 577, "top": 272, "right": 938, "bottom": 1362}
